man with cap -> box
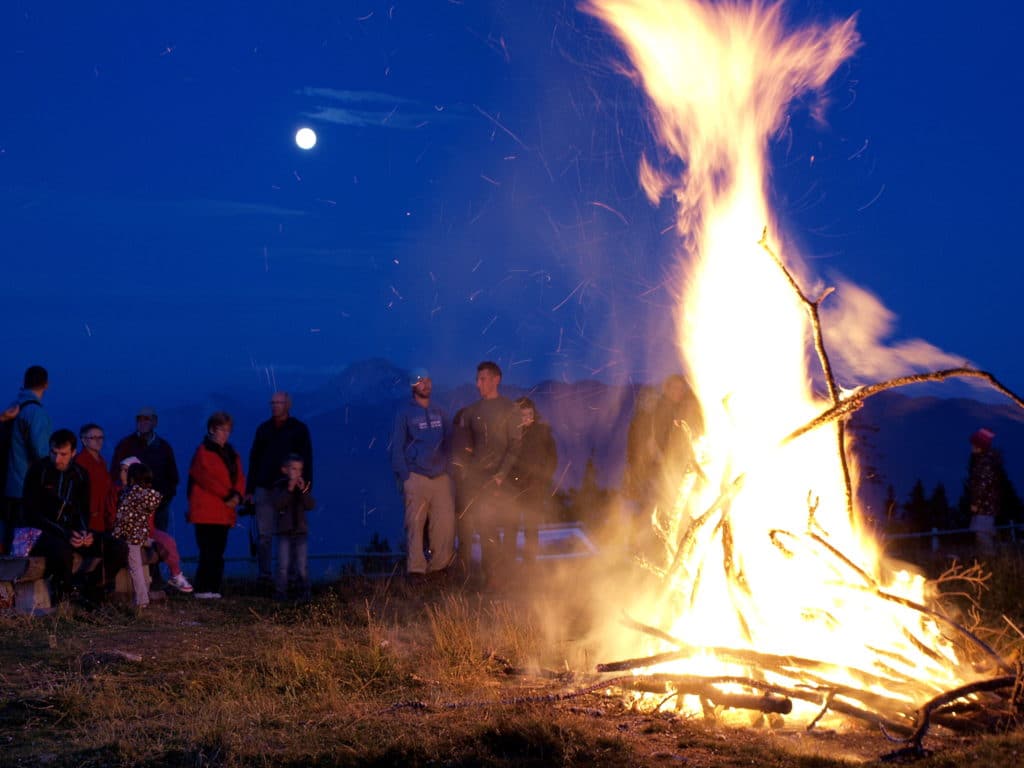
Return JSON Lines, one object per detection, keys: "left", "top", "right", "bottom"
{"left": 247, "top": 392, "right": 313, "bottom": 584}
{"left": 390, "top": 368, "right": 455, "bottom": 578}
{"left": 110, "top": 407, "right": 179, "bottom": 534}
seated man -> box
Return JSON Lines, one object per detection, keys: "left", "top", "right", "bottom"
{"left": 22, "top": 429, "right": 100, "bottom": 603}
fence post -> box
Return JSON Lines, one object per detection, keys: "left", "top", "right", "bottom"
{"left": 931, "top": 527, "right": 940, "bottom": 553}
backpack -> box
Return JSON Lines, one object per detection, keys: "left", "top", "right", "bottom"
{"left": 0, "top": 400, "right": 39, "bottom": 495}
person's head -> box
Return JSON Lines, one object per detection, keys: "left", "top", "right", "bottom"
{"left": 476, "top": 361, "right": 502, "bottom": 400}
{"left": 281, "top": 453, "right": 305, "bottom": 482}
{"left": 23, "top": 365, "right": 48, "bottom": 394}
{"left": 662, "top": 374, "right": 688, "bottom": 403}
{"left": 515, "top": 396, "right": 536, "bottom": 427}
{"left": 136, "top": 406, "right": 158, "bottom": 436}
{"left": 971, "top": 428, "right": 995, "bottom": 453}
{"left": 119, "top": 456, "right": 142, "bottom": 484}
{"left": 410, "top": 367, "right": 432, "bottom": 400}
{"left": 207, "top": 411, "right": 233, "bottom": 445}
{"left": 79, "top": 423, "right": 105, "bottom": 457}
{"left": 49, "top": 428, "right": 77, "bottom": 471}
{"left": 269, "top": 392, "right": 291, "bottom": 421}
{"left": 127, "top": 462, "right": 154, "bottom": 488}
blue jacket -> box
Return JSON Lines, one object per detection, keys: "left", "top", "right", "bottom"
{"left": 391, "top": 400, "right": 450, "bottom": 482}
{"left": 6, "top": 390, "right": 52, "bottom": 498}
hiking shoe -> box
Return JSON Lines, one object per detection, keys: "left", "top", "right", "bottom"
{"left": 193, "top": 591, "right": 222, "bottom": 599}
{"left": 167, "top": 573, "right": 194, "bottom": 593}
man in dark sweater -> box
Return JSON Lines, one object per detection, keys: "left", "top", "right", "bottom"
{"left": 453, "top": 361, "right": 522, "bottom": 583}
{"left": 110, "top": 406, "right": 179, "bottom": 533}
{"left": 247, "top": 392, "right": 313, "bottom": 583}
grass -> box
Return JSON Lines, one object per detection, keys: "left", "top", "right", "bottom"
{"left": 2, "top": 557, "right": 1024, "bottom": 767}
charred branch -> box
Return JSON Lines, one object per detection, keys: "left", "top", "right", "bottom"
{"left": 786, "top": 368, "right": 1024, "bottom": 445}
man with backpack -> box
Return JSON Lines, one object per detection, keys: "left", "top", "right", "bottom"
{"left": 1, "top": 366, "right": 52, "bottom": 553}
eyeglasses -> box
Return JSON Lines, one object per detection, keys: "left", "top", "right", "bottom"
{"left": 84, "top": 434, "right": 104, "bottom": 440}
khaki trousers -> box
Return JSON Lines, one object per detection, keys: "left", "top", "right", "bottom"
{"left": 403, "top": 472, "right": 455, "bottom": 573}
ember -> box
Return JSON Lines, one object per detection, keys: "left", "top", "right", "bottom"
{"left": 583, "top": 0, "right": 1022, "bottom": 748}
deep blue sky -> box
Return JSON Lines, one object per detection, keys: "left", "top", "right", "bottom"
{"left": 3, "top": 0, "right": 1022, "bottom": 415}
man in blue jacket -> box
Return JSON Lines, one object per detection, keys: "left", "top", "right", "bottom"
{"left": 390, "top": 368, "right": 455, "bottom": 577}
{"left": 2, "top": 365, "right": 52, "bottom": 552}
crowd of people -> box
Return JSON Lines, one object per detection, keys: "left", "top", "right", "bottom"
{"left": 1, "top": 359, "right": 711, "bottom": 607}
{"left": 0, "top": 365, "right": 315, "bottom": 608}
{"left": 391, "top": 361, "right": 568, "bottom": 587}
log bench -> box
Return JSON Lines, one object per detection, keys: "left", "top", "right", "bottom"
{"left": 0, "top": 556, "right": 50, "bottom": 613}
{"left": 0, "top": 549, "right": 165, "bottom": 613}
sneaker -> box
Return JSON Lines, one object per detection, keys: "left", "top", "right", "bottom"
{"left": 193, "top": 592, "right": 222, "bottom": 600}
{"left": 167, "top": 573, "right": 194, "bottom": 593}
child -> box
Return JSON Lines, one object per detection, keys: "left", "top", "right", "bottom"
{"left": 114, "top": 459, "right": 193, "bottom": 599}
{"left": 113, "top": 463, "right": 163, "bottom": 608}
{"left": 270, "top": 453, "right": 315, "bottom": 601}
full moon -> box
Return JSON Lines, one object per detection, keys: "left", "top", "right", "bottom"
{"left": 295, "top": 127, "right": 317, "bottom": 150}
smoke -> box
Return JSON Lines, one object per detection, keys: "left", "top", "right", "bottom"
{"left": 819, "top": 279, "right": 969, "bottom": 386}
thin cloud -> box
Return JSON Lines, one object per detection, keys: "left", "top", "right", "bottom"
{"left": 299, "top": 86, "right": 454, "bottom": 130}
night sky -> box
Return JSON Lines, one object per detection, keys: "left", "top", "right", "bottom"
{"left": 3, "top": 0, "right": 1022, "bottom": 415}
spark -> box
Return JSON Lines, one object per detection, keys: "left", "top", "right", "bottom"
{"left": 589, "top": 200, "right": 630, "bottom": 225}
{"left": 847, "top": 139, "right": 870, "bottom": 160}
{"left": 554, "top": 461, "right": 572, "bottom": 492}
{"left": 551, "top": 280, "right": 586, "bottom": 312}
{"left": 356, "top": 11, "right": 374, "bottom": 21}
{"left": 473, "top": 105, "right": 528, "bottom": 150}
{"left": 159, "top": 45, "right": 175, "bottom": 56}
{"left": 293, "top": 170, "right": 302, "bottom": 182}
{"left": 368, "top": 436, "right": 376, "bottom": 449}
{"left": 857, "top": 183, "right": 886, "bottom": 211}
{"left": 84, "top": 324, "right": 92, "bottom": 337}
{"left": 480, "top": 174, "right": 501, "bottom": 186}
{"left": 481, "top": 315, "right": 498, "bottom": 335}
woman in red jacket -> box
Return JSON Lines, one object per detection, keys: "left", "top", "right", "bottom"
{"left": 187, "top": 411, "right": 245, "bottom": 599}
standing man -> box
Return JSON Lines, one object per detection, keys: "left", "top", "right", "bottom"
{"left": 111, "top": 407, "right": 179, "bottom": 535}
{"left": 247, "top": 392, "right": 313, "bottom": 584}
{"left": 2, "top": 365, "right": 52, "bottom": 552}
{"left": 391, "top": 368, "right": 455, "bottom": 578}
{"left": 454, "top": 361, "right": 522, "bottom": 584}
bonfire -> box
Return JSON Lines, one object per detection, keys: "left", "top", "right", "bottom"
{"left": 581, "top": 0, "right": 1024, "bottom": 754}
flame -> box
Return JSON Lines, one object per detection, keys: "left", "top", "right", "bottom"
{"left": 586, "top": 0, "right": 983, "bottom": 722}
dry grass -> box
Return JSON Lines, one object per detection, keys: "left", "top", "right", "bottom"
{"left": 1, "top": 562, "right": 1024, "bottom": 767}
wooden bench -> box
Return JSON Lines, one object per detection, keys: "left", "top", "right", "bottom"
{"left": 0, "top": 556, "right": 50, "bottom": 613}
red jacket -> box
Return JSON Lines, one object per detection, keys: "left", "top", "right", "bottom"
{"left": 75, "top": 450, "right": 113, "bottom": 532}
{"left": 186, "top": 441, "right": 245, "bottom": 526}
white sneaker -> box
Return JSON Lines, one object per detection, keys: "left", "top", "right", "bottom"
{"left": 168, "top": 573, "right": 194, "bottom": 593}
{"left": 193, "top": 592, "right": 222, "bottom": 599}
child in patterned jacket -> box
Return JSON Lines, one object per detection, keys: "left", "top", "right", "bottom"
{"left": 113, "top": 462, "right": 163, "bottom": 608}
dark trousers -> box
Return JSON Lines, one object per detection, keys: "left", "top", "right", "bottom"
{"left": 194, "top": 523, "right": 230, "bottom": 593}
{"left": 30, "top": 531, "right": 102, "bottom": 602}
{"left": 153, "top": 499, "right": 172, "bottom": 533}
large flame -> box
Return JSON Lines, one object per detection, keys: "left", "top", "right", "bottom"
{"left": 586, "top": 0, "right": 982, "bottom": 721}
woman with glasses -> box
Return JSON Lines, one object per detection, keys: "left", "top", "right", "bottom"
{"left": 186, "top": 412, "right": 245, "bottom": 599}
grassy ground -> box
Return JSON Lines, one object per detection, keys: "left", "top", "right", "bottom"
{"left": 1, "top": 555, "right": 1023, "bottom": 768}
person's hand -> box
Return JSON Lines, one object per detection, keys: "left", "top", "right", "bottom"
{"left": 0, "top": 404, "right": 18, "bottom": 422}
{"left": 70, "top": 530, "right": 93, "bottom": 548}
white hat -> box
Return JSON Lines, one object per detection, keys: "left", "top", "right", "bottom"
{"left": 120, "top": 456, "right": 142, "bottom": 468}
